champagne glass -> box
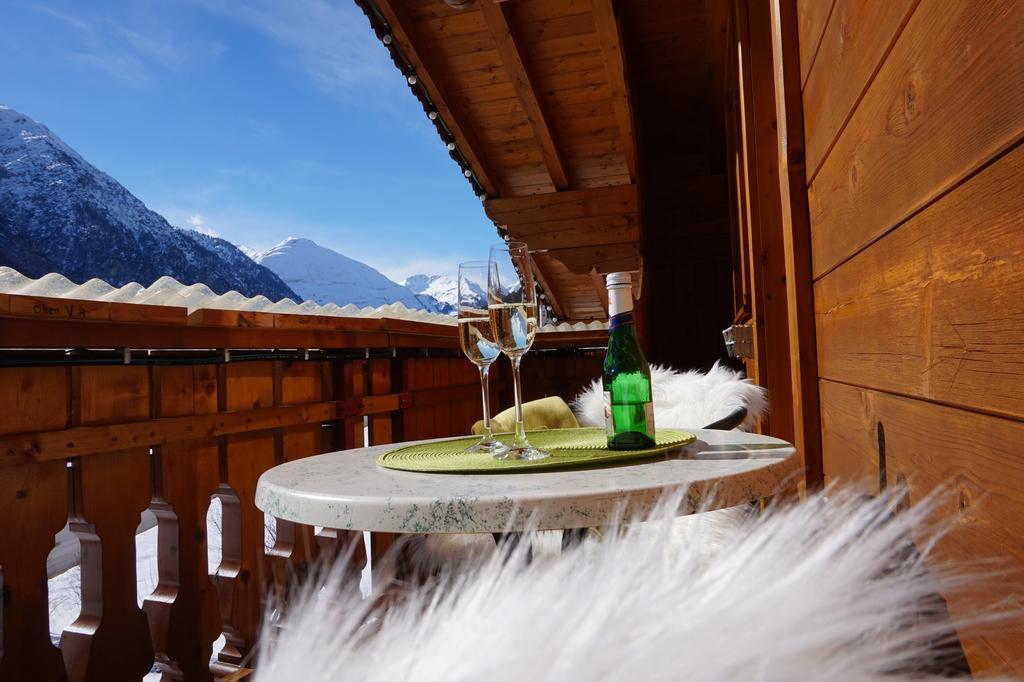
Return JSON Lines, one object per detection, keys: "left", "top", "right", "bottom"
{"left": 487, "top": 242, "right": 549, "bottom": 461}
{"left": 458, "top": 262, "right": 508, "bottom": 455}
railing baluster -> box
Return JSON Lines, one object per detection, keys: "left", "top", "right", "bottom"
{"left": 214, "top": 362, "right": 275, "bottom": 672}
{"left": 61, "top": 366, "right": 154, "bottom": 681}
{"left": 143, "top": 365, "right": 220, "bottom": 681}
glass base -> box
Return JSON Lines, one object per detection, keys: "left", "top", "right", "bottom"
{"left": 493, "top": 445, "right": 549, "bottom": 461}
{"left": 465, "top": 435, "right": 510, "bottom": 456}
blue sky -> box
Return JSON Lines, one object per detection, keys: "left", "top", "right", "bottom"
{"left": 0, "top": 0, "right": 495, "bottom": 281}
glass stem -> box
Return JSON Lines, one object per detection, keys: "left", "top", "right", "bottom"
{"left": 511, "top": 354, "right": 527, "bottom": 447}
{"left": 479, "top": 364, "right": 493, "bottom": 438}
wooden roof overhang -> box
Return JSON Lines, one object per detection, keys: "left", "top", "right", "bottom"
{"left": 356, "top": 0, "right": 660, "bottom": 322}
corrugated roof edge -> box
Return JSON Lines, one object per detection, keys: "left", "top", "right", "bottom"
{"left": 0, "top": 267, "right": 608, "bottom": 333}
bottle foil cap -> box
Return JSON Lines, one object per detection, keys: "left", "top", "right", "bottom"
{"left": 605, "top": 272, "right": 632, "bottom": 288}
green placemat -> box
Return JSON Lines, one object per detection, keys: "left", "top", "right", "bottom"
{"left": 377, "top": 427, "right": 696, "bottom": 474}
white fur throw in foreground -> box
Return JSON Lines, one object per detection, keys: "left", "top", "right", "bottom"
{"left": 254, "top": 491, "right": 982, "bottom": 681}
{"left": 573, "top": 362, "right": 768, "bottom": 431}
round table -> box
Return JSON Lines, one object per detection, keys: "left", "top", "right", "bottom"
{"left": 256, "top": 428, "right": 800, "bottom": 533}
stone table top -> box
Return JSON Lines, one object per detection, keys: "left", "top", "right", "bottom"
{"left": 255, "top": 428, "right": 800, "bottom": 533}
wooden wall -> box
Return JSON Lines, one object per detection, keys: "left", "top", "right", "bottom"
{"left": 795, "top": 0, "right": 1024, "bottom": 673}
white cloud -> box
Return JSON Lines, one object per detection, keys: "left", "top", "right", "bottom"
{"left": 30, "top": 4, "right": 223, "bottom": 84}
{"left": 184, "top": 213, "right": 220, "bottom": 237}
{"left": 196, "top": 0, "right": 396, "bottom": 96}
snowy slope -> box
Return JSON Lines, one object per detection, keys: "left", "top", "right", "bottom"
{"left": 254, "top": 237, "right": 432, "bottom": 310}
{"left": 404, "top": 273, "right": 482, "bottom": 315}
{"left": 0, "top": 104, "right": 296, "bottom": 300}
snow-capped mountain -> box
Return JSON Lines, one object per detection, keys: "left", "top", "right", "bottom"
{"left": 0, "top": 104, "right": 296, "bottom": 300}
{"left": 253, "top": 237, "right": 433, "bottom": 310}
{"left": 404, "top": 273, "right": 459, "bottom": 314}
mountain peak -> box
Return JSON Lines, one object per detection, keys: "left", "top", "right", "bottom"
{"left": 404, "top": 273, "right": 467, "bottom": 315}
{"left": 253, "top": 237, "right": 434, "bottom": 311}
{"left": 0, "top": 105, "right": 297, "bottom": 300}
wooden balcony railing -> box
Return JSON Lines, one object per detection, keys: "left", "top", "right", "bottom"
{"left": 0, "top": 300, "right": 605, "bottom": 681}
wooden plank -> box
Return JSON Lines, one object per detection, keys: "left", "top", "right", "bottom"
{"left": 768, "top": 0, "right": 825, "bottom": 488}
{"left": 795, "top": 0, "right": 836, "bottom": 86}
{"left": 591, "top": 0, "right": 637, "bottom": 181}
{"left": 485, "top": 183, "right": 637, "bottom": 223}
{"left": 807, "top": 0, "right": 1024, "bottom": 279}
{"left": 435, "top": 357, "right": 456, "bottom": 438}
{"left": 374, "top": 0, "right": 499, "bottom": 196}
{"left": 478, "top": 120, "right": 539, "bottom": 145}
{"left": 343, "top": 360, "right": 367, "bottom": 449}
{"left": 500, "top": 162, "right": 563, "bottom": 188}
{"left": 415, "top": 358, "right": 436, "bottom": 440}
{"left": 529, "top": 50, "right": 606, "bottom": 80}
{"left": 61, "top": 366, "right": 154, "bottom": 681}
{"left": 275, "top": 313, "right": 385, "bottom": 334}
{"left": 510, "top": 0, "right": 593, "bottom": 24}
{"left": 0, "top": 393, "right": 418, "bottom": 462}
{"left": 514, "top": 10, "right": 596, "bottom": 44}
{"left": 819, "top": 380, "right": 1024, "bottom": 676}
{"left": 802, "top": 0, "right": 919, "bottom": 181}
{"left": 413, "top": 8, "right": 488, "bottom": 37}
{"left": 427, "top": 29, "right": 496, "bottom": 58}
{"left": 447, "top": 62, "right": 512, "bottom": 92}
{"left": 368, "top": 359, "right": 394, "bottom": 445}
{"left": 0, "top": 316, "right": 391, "bottom": 350}
{"left": 478, "top": 97, "right": 615, "bottom": 131}
{"left": 365, "top": 358, "right": 397, "bottom": 579}
{"left": 215, "top": 361, "right": 275, "bottom": 669}
{"left": 108, "top": 301, "right": 187, "bottom": 325}
{"left": 188, "top": 308, "right": 274, "bottom": 329}
{"left": 400, "top": 358, "right": 427, "bottom": 441}
{"left": 266, "top": 362, "right": 319, "bottom": 579}
{"left": 736, "top": 0, "right": 796, "bottom": 443}
{"left": 452, "top": 80, "right": 519, "bottom": 105}
{"left": 814, "top": 141, "right": 1024, "bottom": 420}
{"left": 447, "top": 358, "right": 468, "bottom": 436}
{"left": 8, "top": 294, "right": 109, "bottom": 322}
{"left": 12, "top": 400, "right": 342, "bottom": 460}
{"left": 0, "top": 368, "right": 68, "bottom": 682}
{"left": 544, "top": 242, "right": 641, "bottom": 276}
{"left": 440, "top": 47, "right": 505, "bottom": 75}
{"left": 143, "top": 365, "right": 220, "bottom": 681}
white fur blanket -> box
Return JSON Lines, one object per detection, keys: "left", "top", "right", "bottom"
{"left": 254, "top": 491, "right": 984, "bottom": 681}
{"left": 573, "top": 362, "right": 768, "bottom": 431}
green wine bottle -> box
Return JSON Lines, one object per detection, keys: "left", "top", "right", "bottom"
{"left": 603, "top": 272, "right": 655, "bottom": 450}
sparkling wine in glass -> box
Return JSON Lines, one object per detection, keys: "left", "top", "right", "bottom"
{"left": 458, "top": 261, "right": 508, "bottom": 455}
{"left": 487, "top": 242, "right": 548, "bottom": 461}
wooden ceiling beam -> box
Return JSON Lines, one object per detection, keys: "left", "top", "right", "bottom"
{"left": 479, "top": 0, "right": 570, "bottom": 191}
{"left": 373, "top": 0, "right": 499, "bottom": 197}
{"left": 485, "top": 184, "right": 638, "bottom": 224}
{"left": 545, "top": 243, "right": 642, "bottom": 276}
{"left": 528, "top": 254, "right": 567, "bottom": 321}
{"left": 589, "top": 268, "right": 611, "bottom": 316}
{"left": 592, "top": 0, "right": 638, "bottom": 182}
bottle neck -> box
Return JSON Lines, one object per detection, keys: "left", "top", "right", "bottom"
{"left": 608, "top": 283, "right": 633, "bottom": 329}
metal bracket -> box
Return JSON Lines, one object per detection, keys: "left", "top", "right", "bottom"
{"left": 722, "top": 324, "right": 754, "bottom": 359}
